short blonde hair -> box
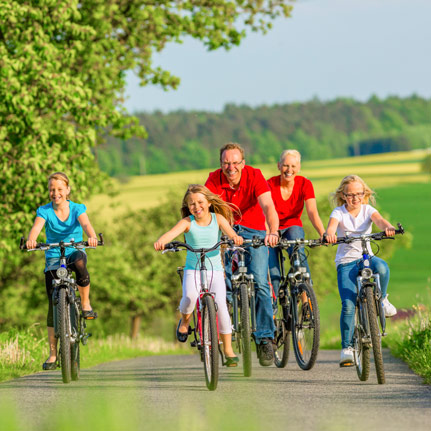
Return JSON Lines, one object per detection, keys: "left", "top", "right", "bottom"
{"left": 332, "top": 175, "right": 375, "bottom": 207}
{"left": 181, "top": 184, "right": 240, "bottom": 225}
{"left": 279, "top": 149, "right": 301, "bottom": 163}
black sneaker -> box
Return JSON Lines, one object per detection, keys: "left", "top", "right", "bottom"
{"left": 257, "top": 338, "right": 274, "bottom": 366}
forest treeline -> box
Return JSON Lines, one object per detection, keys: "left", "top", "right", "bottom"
{"left": 97, "top": 95, "right": 431, "bottom": 176}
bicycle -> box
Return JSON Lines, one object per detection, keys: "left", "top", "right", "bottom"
{"left": 329, "top": 223, "right": 404, "bottom": 384}
{"left": 272, "top": 238, "right": 321, "bottom": 370}
{"left": 226, "top": 236, "right": 266, "bottom": 377}
{"left": 163, "top": 238, "right": 233, "bottom": 391}
{"left": 20, "top": 234, "right": 104, "bottom": 383}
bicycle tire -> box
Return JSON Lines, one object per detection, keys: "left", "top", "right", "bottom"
{"left": 291, "top": 282, "right": 320, "bottom": 370}
{"left": 365, "top": 286, "right": 385, "bottom": 384}
{"left": 58, "top": 288, "right": 72, "bottom": 383}
{"left": 273, "top": 293, "right": 290, "bottom": 368}
{"left": 202, "top": 295, "right": 219, "bottom": 390}
{"left": 239, "top": 283, "right": 252, "bottom": 377}
{"left": 71, "top": 302, "right": 81, "bottom": 381}
{"left": 353, "top": 304, "right": 370, "bottom": 381}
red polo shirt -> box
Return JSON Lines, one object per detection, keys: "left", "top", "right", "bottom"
{"left": 267, "top": 175, "right": 315, "bottom": 229}
{"left": 205, "top": 165, "right": 270, "bottom": 230}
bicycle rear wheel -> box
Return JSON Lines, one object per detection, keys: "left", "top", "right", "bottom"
{"left": 58, "top": 288, "right": 72, "bottom": 383}
{"left": 239, "top": 283, "right": 252, "bottom": 377}
{"left": 365, "top": 286, "right": 385, "bottom": 384}
{"left": 273, "top": 289, "right": 290, "bottom": 368}
{"left": 291, "top": 282, "right": 320, "bottom": 370}
{"left": 202, "top": 295, "right": 219, "bottom": 390}
{"left": 354, "top": 304, "right": 370, "bottom": 381}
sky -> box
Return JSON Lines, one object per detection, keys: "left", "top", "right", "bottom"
{"left": 123, "top": 0, "right": 431, "bottom": 114}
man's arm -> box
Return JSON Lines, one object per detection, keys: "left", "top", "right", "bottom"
{"left": 258, "top": 191, "right": 279, "bottom": 246}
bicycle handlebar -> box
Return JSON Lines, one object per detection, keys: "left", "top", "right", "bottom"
{"left": 277, "top": 238, "right": 322, "bottom": 249}
{"left": 163, "top": 237, "right": 232, "bottom": 255}
{"left": 20, "top": 233, "right": 105, "bottom": 251}
{"left": 325, "top": 223, "right": 404, "bottom": 246}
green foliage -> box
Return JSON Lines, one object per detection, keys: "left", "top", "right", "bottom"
{"left": 0, "top": 0, "right": 293, "bottom": 330}
{"left": 85, "top": 193, "right": 186, "bottom": 334}
{"left": 98, "top": 96, "right": 431, "bottom": 177}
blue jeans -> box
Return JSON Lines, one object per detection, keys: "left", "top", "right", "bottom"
{"left": 224, "top": 225, "right": 275, "bottom": 344}
{"left": 268, "top": 226, "right": 310, "bottom": 302}
{"left": 337, "top": 256, "right": 390, "bottom": 348}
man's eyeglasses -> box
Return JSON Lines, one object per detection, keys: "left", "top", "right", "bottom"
{"left": 221, "top": 161, "right": 244, "bottom": 167}
{"left": 343, "top": 192, "right": 365, "bottom": 199}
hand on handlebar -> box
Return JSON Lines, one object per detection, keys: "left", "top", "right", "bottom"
{"left": 265, "top": 232, "right": 279, "bottom": 247}
{"left": 154, "top": 240, "right": 166, "bottom": 251}
{"left": 384, "top": 226, "right": 396, "bottom": 237}
{"left": 231, "top": 235, "right": 243, "bottom": 246}
{"left": 26, "top": 239, "right": 37, "bottom": 249}
{"left": 87, "top": 237, "right": 98, "bottom": 247}
{"left": 323, "top": 233, "right": 337, "bottom": 244}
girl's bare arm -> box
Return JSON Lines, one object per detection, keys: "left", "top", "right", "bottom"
{"left": 26, "top": 216, "right": 46, "bottom": 248}
{"left": 371, "top": 212, "right": 396, "bottom": 236}
{"left": 78, "top": 213, "right": 98, "bottom": 247}
{"left": 216, "top": 214, "right": 243, "bottom": 245}
{"left": 154, "top": 218, "right": 191, "bottom": 250}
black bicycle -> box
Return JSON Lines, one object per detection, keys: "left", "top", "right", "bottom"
{"left": 331, "top": 224, "right": 404, "bottom": 384}
{"left": 163, "top": 238, "right": 234, "bottom": 391}
{"left": 226, "top": 236, "right": 266, "bottom": 377}
{"left": 20, "top": 234, "right": 104, "bottom": 383}
{"left": 272, "top": 238, "right": 321, "bottom": 370}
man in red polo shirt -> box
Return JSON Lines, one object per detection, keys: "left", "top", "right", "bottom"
{"left": 205, "top": 142, "right": 279, "bottom": 366}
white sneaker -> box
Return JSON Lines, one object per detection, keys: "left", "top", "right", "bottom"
{"left": 339, "top": 346, "right": 354, "bottom": 367}
{"left": 382, "top": 295, "right": 397, "bottom": 317}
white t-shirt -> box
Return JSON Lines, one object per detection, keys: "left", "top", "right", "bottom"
{"left": 329, "top": 204, "right": 378, "bottom": 266}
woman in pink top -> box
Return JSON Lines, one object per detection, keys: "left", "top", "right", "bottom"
{"left": 268, "top": 150, "right": 325, "bottom": 305}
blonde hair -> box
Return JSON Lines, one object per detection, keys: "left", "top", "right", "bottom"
{"left": 332, "top": 175, "right": 375, "bottom": 207}
{"left": 279, "top": 149, "right": 301, "bottom": 163}
{"left": 48, "top": 172, "right": 71, "bottom": 197}
{"left": 219, "top": 142, "right": 245, "bottom": 162}
{"left": 181, "top": 184, "right": 239, "bottom": 225}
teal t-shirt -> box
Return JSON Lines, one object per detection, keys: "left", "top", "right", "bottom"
{"left": 36, "top": 200, "right": 86, "bottom": 264}
{"left": 184, "top": 213, "right": 223, "bottom": 271}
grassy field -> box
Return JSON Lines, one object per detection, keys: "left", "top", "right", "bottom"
{"left": 88, "top": 149, "right": 429, "bottom": 221}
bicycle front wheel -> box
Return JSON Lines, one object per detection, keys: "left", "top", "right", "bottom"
{"left": 365, "top": 286, "right": 385, "bottom": 384}
{"left": 70, "top": 300, "right": 81, "bottom": 381}
{"left": 58, "top": 288, "right": 72, "bottom": 383}
{"left": 291, "top": 282, "right": 320, "bottom": 370}
{"left": 239, "top": 283, "right": 252, "bottom": 377}
{"left": 354, "top": 304, "right": 370, "bottom": 381}
{"left": 202, "top": 295, "right": 219, "bottom": 391}
{"left": 273, "top": 290, "right": 290, "bottom": 368}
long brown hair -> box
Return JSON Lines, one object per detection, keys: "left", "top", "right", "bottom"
{"left": 332, "top": 174, "right": 376, "bottom": 207}
{"left": 181, "top": 184, "right": 239, "bottom": 224}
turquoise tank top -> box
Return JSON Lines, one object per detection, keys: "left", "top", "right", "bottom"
{"left": 184, "top": 213, "right": 222, "bottom": 271}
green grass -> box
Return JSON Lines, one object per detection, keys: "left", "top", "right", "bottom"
{"left": 385, "top": 306, "right": 431, "bottom": 384}
{"left": 0, "top": 326, "right": 190, "bottom": 382}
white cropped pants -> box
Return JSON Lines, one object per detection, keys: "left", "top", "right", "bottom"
{"left": 179, "top": 269, "right": 232, "bottom": 334}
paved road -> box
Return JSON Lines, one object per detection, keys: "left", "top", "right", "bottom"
{"left": 1, "top": 350, "right": 430, "bottom": 431}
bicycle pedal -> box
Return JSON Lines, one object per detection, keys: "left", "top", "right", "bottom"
{"left": 190, "top": 341, "right": 197, "bottom": 347}
{"left": 339, "top": 361, "right": 355, "bottom": 368}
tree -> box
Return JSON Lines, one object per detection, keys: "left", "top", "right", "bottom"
{"left": 0, "top": 0, "right": 293, "bottom": 253}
